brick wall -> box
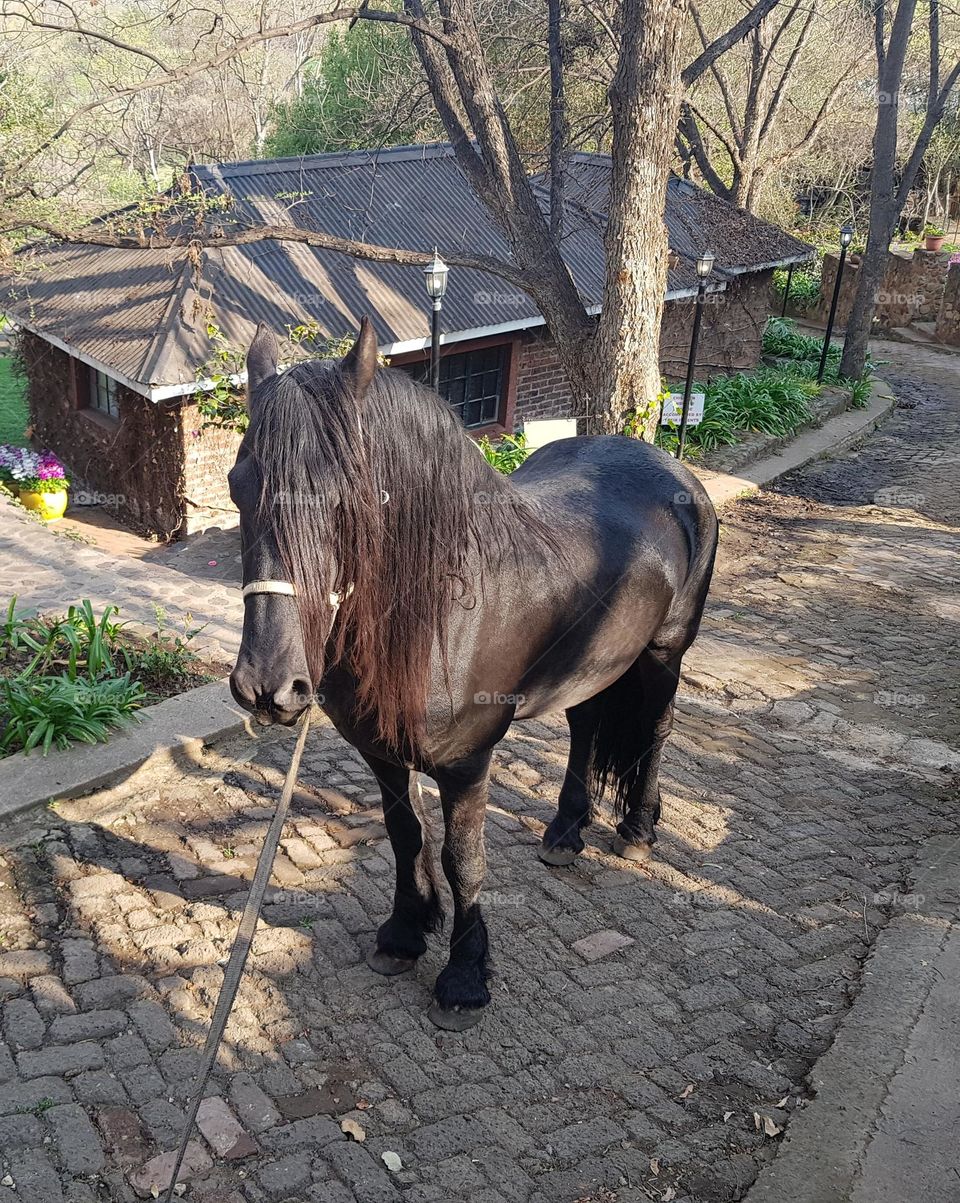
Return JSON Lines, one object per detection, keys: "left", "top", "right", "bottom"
{"left": 513, "top": 331, "right": 578, "bottom": 425}
{"left": 19, "top": 333, "right": 242, "bottom": 539}
{"left": 19, "top": 334, "right": 184, "bottom": 539}
{"left": 511, "top": 271, "right": 774, "bottom": 430}
{"left": 180, "top": 400, "right": 242, "bottom": 534}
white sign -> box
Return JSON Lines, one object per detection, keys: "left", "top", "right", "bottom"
{"left": 661, "top": 391, "right": 705, "bottom": 427}
{"left": 522, "top": 418, "right": 579, "bottom": 449}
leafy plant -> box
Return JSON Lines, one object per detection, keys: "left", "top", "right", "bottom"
{"left": 774, "top": 266, "right": 822, "bottom": 314}
{"left": 0, "top": 674, "right": 144, "bottom": 755}
{"left": 656, "top": 365, "right": 819, "bottom": 455}
{"left": 133, "top": 605, "right": 206, "bottom": 687}
{"left": 924, "top": 224, "right": 945, "bottom": 238}
{"left": 477, "top": 432, "right": 529, "bottom": 474}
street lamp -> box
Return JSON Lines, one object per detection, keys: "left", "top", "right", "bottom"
{"left": 423, "top": 250, "right": 449, "bottom": 391}
{"left": 817, "top": 222, "right": 855, "bottom": 383}
{"left": 677, "top": 250, "right": 715, "bottom": 462}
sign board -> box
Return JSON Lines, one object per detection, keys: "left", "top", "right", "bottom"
{"left": 522, "top": 418, "right": 579, "bottom": 449}
{"left": 660, "top": 391, "right": 705, "bottom": 427}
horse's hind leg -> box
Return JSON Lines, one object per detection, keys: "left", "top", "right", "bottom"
{"left": 539, "top": 699, "right": 601, "bottom": 866}
{"left": 363, "top": 754, "right": 443, "bottom": 976}
{"left": 611, "top": 649, "right": 682, "bottom": 863}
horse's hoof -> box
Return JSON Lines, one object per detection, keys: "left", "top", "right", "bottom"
{"left": 367, "top": 949, "right": 417, "bottom": 976}
{"left": 612, "top": 834, "right": 653, "bottom": 862}
{"left": 427, "top": 1002, "right": 486, "bottom": 1031}
{"left": 538, "top": 842, "right": 579, "bottom": 866}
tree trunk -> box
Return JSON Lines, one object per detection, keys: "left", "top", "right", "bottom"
{"left": 593, "top": 0, "right": 690, "bottom": 437}
{"left": 841, "top": 0, "right": 918, "bottom": 379}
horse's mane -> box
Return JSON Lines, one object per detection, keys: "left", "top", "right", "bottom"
{"left": 249, "top": 360, "right": 555, "bottom": 753}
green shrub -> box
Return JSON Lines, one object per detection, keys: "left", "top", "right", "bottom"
{"left": 774, "top": 266, "right": 822, "bottom": 314}
{"left": 656, "top": 366, "right": 819, "bottom": 455}
{"left": 0, "top": 674, "right": 144, "bottom": 755}
{"left": 763, "top": 317, "right": 874, "bottom": 403}
{"left": 477, "top": 432, "right": 529, "bottom": 474}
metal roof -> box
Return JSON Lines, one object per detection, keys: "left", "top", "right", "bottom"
{"left": 1, "top": 144, "right": 812, "bottom": 398}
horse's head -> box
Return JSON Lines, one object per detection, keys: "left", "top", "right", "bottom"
{"left": 228, "top": 318, "right": 378, "bottom": 725}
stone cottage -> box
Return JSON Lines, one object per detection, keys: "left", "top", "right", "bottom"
{"left": 2, "top": 144, "right": 812, "bottom": 539}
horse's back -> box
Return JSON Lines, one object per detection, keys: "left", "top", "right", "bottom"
{"left": 512, "top": 435, "right": 716, "bottom": 564}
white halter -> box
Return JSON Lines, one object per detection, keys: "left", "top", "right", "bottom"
{"left": 242, "top": 580, "right": 354, "bottom": 612}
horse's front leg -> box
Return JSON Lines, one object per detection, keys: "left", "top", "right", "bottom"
{"left": 362, "top": 754, "right": 443, "bottom": 976}
{"left": 429, "top": 750, "right": 494, "bottom": 1030}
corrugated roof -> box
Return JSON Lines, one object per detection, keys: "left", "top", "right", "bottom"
{"left": 1, "top": 144, "right": 812, "bottom": 395}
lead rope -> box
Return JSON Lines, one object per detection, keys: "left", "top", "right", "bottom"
{"left": 162, "top": 706, "right": 313, "bottom": 1202}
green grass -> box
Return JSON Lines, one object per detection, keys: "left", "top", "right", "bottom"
{"left": 0, "top": 358, "right": 28, "bottom": 446}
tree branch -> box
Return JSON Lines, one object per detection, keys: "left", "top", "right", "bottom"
{"left": 682, "top": 0, "right": 784, "bottom": 87}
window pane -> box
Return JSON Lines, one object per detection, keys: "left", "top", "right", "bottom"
{"left": 393, "top": 345, "right": 507, "bottom": 430}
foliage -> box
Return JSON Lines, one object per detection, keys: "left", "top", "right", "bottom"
{"left": 268, "top": 22, "right": 422, "bottom": 156}
{"left": 0, "top": 597, "right": 212, "bottom": 755}
{"left": 655, "top": 366, "right": 820, "bottom": 455}
{"left": 0, "top": 675, "right": 143, "bottom": 755}
{"left": 774, "top": 265, "right": 822, "bottom": 314}
{"left": 134, "top": 605, "right": 206, "bottom": 688}
{"left": 924, "top": 223, "right": 945, "bottom": 237}
{"left": 622, "top": 385, "right": 671, "bottom": 439}
{"left": 477, "top": 432, "right": 528, "bottom": 473}
{"left": 0, "top": 446, "right": 68, "bottom": 492}
{"left": 195, "top": 322, "right": 371, "bottom": 434}
{"left": 763, "top": 317, "right": 873, "bottom": 403}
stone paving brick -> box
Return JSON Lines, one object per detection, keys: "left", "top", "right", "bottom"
{"left": 30, "top": 975, "right": 77, "bottom": 1017}
{"left": 0, "top": 950, "right": 51, "bottom": 979}
{"left": 196, "top": 1096, "right": 258, "bottom": 1159}
{"left": 127, "top": 999, "right": 176, "bottom": 1051}
{"left": 257, "top": 1153, "right": 313, "bottom": 1200}
{"left": 5, "top": 1151, "right": 65, "bottom": 1203}
{"left": 129, "top": 1142, "right": 213, "bottom": 1200}
{"left": 73, "top": 973, "right": 153, "bottom": 1010}
{"left": 3, "top": 996, "right": 45, "bottom": 1049}
{"left": 17, "top": 1040, "right": 104, "bottom": 1079}
{"left": 48, "top": 1007, "right": 127, "bottom": 1043}
{"left": 46, "top": 1103, "right": 106, "bottom": 1175}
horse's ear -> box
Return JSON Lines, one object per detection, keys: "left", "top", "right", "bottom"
{"left": 245, "top": 323, "right": 279, "bottom": 404}
{"left": 341, "top": 315, "right": 378, "bottom": 398}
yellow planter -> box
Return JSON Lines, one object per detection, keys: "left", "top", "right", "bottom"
{"left": 18, "top": 487, "right": 68, "bottom": 522}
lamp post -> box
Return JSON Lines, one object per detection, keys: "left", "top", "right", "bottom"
{"left": 423, "top": 250, "right": 449, "bottom": 391}
{"left": 817, "top": 222, "right": 854, "bottom": 383}
{"left": 780, "top": 264, "right": 794, "bottom": 317}
{"left": 677, "top": 250, "right": 715, "bottom": 462}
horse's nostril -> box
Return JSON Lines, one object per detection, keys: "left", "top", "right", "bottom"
{"left": 229, "top": 669, "right": 259, "bottom": 710}
{"left": 274, "top": 677, "right": 313, "bottom": 714}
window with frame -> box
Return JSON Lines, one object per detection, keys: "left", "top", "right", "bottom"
{"left": 88, "top": 368, "right": 120, "bottom": 420}
{"left": 399, "top": 343, "right": 509, "bottom": 430}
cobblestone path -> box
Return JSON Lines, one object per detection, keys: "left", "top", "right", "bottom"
{"left": 0, "top": 496, "right": 241, "bottom": 665}
{"left": 0, "top": 339, "right": 958, "bottom": 1203}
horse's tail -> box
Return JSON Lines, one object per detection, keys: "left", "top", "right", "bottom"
{"left": 586, "top": 665, "right": 654, "bottom": 817}
{"left": 587, "top": 478, "right": 718, "bottom": 817}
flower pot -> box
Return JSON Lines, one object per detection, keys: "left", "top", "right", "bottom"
{"left": 925, "top": 236, "right": 945, "bottom": 252}
{"left": 18, "top": 487, "right": 68, "bottom": 522}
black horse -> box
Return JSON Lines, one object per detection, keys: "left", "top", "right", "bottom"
{"left": 229, "top": 319, "right": 718, "bottom": 1029}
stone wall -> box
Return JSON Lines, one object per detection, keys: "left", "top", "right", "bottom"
{"left": 935, "top": 262, "right": 960, "bottom": 346}
{"left": 816, "top": 248, "right": 950, "bottom": 331}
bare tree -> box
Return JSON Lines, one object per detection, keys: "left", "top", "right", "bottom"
{"left": 2, "top": 0, "right": 783, "bottom": 434}
{"left": 840, "top": 0, "right": 960, "bottom": 379}
{"left": 678, "top": 0, "right": 860, "bottom": 212}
